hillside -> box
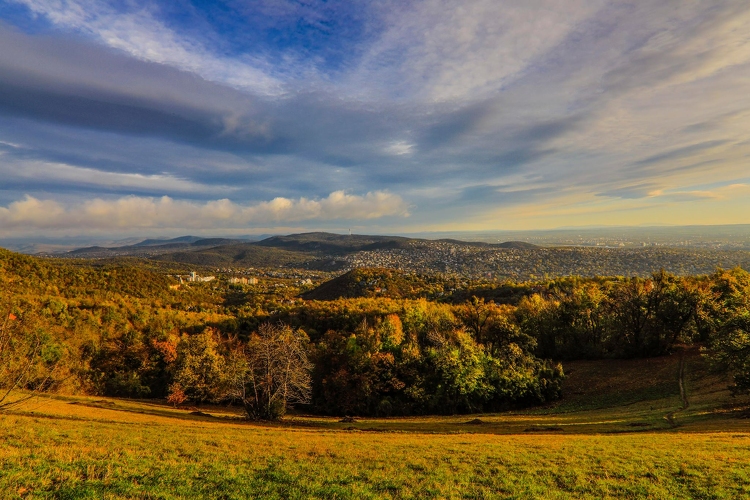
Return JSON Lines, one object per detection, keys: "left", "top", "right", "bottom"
{"left": 302, "top": 267, "right": 427, "bottom": 300}
{"left": 0, "top": 247, "right": 175, "bottom": 300}
{"left": 254, "top": 232, "right": 415, "bottom": 254}
{"left": 59, "top": 237, "right": 249, "bottom": 259}
{"left": 134, "top": 236, "right": 204, "bottom": 246}
{"left": 58, "top": 232, "right": 544, "bottom": 270}
{"left": 494, "top": 240, "right": 539, "bottom": 249}
{"left": 152, "top": 243, "right": 312, "bottom": 268}
{"left": 54, "top": 231, "right": 750, "bottom": 279}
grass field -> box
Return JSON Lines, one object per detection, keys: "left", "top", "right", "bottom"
{"left": 2, "top": 348, "right": 749, "bottom": 499}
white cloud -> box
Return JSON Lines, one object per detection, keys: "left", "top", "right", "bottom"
{"left": 0, "top": 191, "right": 410, "bottom": 233}
{"left": 0, "top": 140, "right": 22, "bottom": 148}
{"left": 384, "top": 141, "right": 414, "bottom": 156}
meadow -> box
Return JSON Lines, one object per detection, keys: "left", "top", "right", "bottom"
{"left": 2, "top": 349, "right": 748, "bottom": 499}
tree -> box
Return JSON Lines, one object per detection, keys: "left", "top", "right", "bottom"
{"left": 704, "top": 268, "right": 750, "bottom": 396}
{"left": 169, "top": 329, "right": 225, "bottom": 405}
{"left": 0, "top": 299, "right": 62, "bottom": 410}
{"left": 607, "top": 272, "right": 698, "bottom": 357}
{"left": 458, "top": 297, "right": 497, "bottom": 339}
{"left": 232, "top": 323, "right": 312, "bottom": 421}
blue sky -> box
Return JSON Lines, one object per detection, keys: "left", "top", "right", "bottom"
{"left": 1, "top": 0, "right": 750, "bottom": 237}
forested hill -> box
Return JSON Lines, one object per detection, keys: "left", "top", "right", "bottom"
{"left": 254, "top": 232, "right": 416, "bottom": 253}
{"left": 56, "top": 232, "right": 545, "bottom": 273}
{"left": 0, "top": 248, "right": 175, "bottom": 299}
{"left": 302, "top": 268, "right": 430, "bottom": 300}
{"left": 61, "top": 237, "right": 249, "bottom": 258}
{"left": 223, "top": 233, "right": 541, "bottom": 253}
{"left": 44, "top": 231, "right": 750, "bottom": 279}
{"left": 62, "top": 232, "right": 539, "bottom": 258}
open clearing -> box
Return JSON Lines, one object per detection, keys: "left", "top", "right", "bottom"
{"left": 2, "top": 348, "right": 749, "bottom": 499}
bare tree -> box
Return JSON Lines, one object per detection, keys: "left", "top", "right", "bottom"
{"left": 228, "top": 323, "right": 312, "bottom": 421}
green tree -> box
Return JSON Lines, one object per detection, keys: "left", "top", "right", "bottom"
{"left": 425, "top": 328, "right": 491, "bottom": 413}
{"left": 170, "top": 329, "right": 225, "bottom": 404}
{"left": 704, "top": 268, "right": 750, "bottom": 396}
{"left": 0, "top": 299, "right": 63, "bottom": 410}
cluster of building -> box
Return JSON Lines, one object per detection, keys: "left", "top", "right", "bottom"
{"left": 229, "top": 276, "right": 258, "bottom": 285}
{"left": 336, "top": 242, "right": 750, "bottom": 280}
{"left": 175, "top": 272, "right": 261, "bottom": 284}
{"left": 180, "top": 271, "right": 215, "bottom": 283}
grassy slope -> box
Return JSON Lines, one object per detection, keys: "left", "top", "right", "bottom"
{"left": 2, "top": 349, "right": 749, "bottom": 499}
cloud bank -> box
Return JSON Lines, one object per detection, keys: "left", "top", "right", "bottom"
{"left": 0, "top": 191, "right": 409, "bottom": 234}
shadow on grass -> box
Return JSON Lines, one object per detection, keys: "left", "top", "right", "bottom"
{"left": 8, "top": 347, "right": 747, "bottom": 436}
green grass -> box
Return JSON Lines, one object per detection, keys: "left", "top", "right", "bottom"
{"left": 2, "top": 349, "right": 749, "bottom": 499}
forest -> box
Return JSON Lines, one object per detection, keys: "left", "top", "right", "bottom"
{"left": 1, "top": 247, "right": 748, "bottom": 419}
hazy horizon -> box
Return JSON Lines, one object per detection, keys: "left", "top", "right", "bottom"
{"left": 4, "top": 223, "right": 750, "bottom": 254}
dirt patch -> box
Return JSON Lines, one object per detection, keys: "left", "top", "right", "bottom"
{"left": 464, "top": 418, "right": 486, "bottom": 425}
{"left": 665, "top": 351, "right": 690, "bottom": 428}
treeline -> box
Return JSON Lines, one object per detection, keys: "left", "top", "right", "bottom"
{"left": 239, "top": 269, "right": 748, "bottom": 361}
{"left": 1, "top": 248, "right": 749, "bottom": 418}
{"left": 162, "top": 306, "right": 563, "bottom": 417}
{"left": 0, "top": 249, "right": 228, "bottom": 402}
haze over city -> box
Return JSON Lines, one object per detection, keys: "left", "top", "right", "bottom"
{"left": 1, "top": 0, "right": 750, "bottom": 238}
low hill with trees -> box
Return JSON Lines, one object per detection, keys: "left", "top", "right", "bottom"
{"left": 254, "top": 232, "right": 415, "bottom": 253}
{"left": 54, "top": 232, "right": 750, "bottom": 281}
{"left": 301, "top": 268, "right": 428, "bottom": 300}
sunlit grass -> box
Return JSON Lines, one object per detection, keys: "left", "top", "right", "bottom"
{"left": 2, "top": 350, "right": 749, "bottom": 499}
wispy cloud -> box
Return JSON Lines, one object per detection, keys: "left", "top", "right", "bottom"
{"left": 8, "top": 0, "right": 282, "bottom": 93}
{"left": 353, "top": 0, "right": 606, "bottom": 101}
{"left": 0, "top": 158, "right": 229, "bottom": 194}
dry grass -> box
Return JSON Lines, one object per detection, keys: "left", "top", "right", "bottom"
{"left": 1, "top": 349, "right": 749, "bottom": 499}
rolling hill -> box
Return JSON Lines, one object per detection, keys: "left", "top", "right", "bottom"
{"left": 301, "top": 267, "right": 427, "bottom": 300}
{"left": 254, "top": 232, "right": 416, "bottom": 254}
{"left": 61, "top": 233, "right": 541, "bottom": 263}
{"left": 54, "top": 231, "right": 750, "bottom": 280}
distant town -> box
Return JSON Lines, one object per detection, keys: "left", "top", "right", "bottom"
{"left": 334, "top": 241, "right": 750, "bottom": 280}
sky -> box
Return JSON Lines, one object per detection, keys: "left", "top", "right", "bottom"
{"left": 1, "top": 0, "right": 750, "bottom": 238}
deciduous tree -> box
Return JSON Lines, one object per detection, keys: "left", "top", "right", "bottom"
{"left": 234, "top": 323, "right": 312, "bottom": 420}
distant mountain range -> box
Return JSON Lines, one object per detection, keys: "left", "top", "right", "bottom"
{"left": 0, "top": 234, "right": 273, "bottom": 255}
{"left": 133, "top": 236, "right": 206, "bottom": 246}
{"left": 18, "top": 231, "right": 750, "bottom": 279}
{"left": 65, "top": 237, "right": 250, "bottom": 258}
{"left": 59, "top": 232, "right": 539, "bottom": 263}
{"left": 4, "top": 224, "right": 749, "bottom": 256}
